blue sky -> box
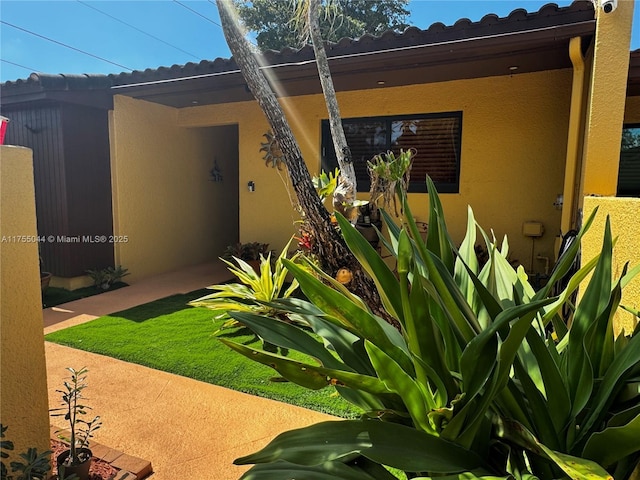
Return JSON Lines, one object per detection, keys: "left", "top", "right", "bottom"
{"left": 1, "top": 0, "right": 638, "bottom": 83}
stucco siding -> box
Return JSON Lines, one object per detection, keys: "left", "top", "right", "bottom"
{"left": 110, "top": 95, "right": 238, "bottom": 282}
{"left": 0, "top": 145, "right": 50, "bottom": 468}
{"left": 581, "top": 0, "right": 634, "bottom": 196}
{"left": 583, "top": 196, "right": 640, "bottom": 334}
{"left": 178, "top": 69, "right": 571, "bottom": 276}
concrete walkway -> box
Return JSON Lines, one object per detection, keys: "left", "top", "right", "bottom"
{"left": 44, "top": 261, "right": 232, "bottom": 332}
{"left": 44, "top": 261, "right": 336, "bottom": 479}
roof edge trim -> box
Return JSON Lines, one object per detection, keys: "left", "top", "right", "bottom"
{"left": 112, "top": 19, "right": 595, "bottom": 91}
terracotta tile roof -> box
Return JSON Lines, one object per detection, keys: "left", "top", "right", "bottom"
{"left": 101, "top": 0, "right": 598, "bottom": 107}
{"left": 1, "top": 73, "right": 114, "bottom": 109}
{"left": 106, "top": 0, "right": 595, "bottom": 87}
{"left": 4, "top": 1, "right": 595, "bottom": 88}
{"left": 2, "top": 72, "right": 112, "bottom": 90}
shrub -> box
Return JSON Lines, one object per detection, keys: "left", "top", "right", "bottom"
{"left": 221, "top": 242, "right": 272, "bottom": 262}
{"left": 1, "top": 424, "right": 51, "bottom": 480}
{"left": 86, "top": 265, "right": 129, "bottom": 290}
{"left": 218, "top": 178, "right": 640, "bottom": 479}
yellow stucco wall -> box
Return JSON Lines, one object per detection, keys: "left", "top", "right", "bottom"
{"left": 50, "top": 274, "right": 93, "bottom": 291}
{"left": 179, "top": 100, "right": 300, "bottom": 255}
{"left": 0, "top": 146, "right": 50, "bottom": 469}
{"left": 110, "top": 95, "right": 239, "bottom": 282}
{"left": 582, "top": 196, "right": 640, "bottom": 334}
{"left": 178, "top": 69, "right": 571, "bottom": 276}
{"left": 578, "top": 2, "right": 637, "bottom": 335}
{"left": 578, "top": 93, "right": 640, "bottom": 336}
{"left": 581, "top": 0, "right": 634, "bottom": 196}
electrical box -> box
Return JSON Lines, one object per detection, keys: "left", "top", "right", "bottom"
{"left": 523, "top": 222, "right": 544, "bottom": 237}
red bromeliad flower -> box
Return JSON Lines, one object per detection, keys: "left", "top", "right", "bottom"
{"left": 295, "top": 232, "right": 313, "bottom": 251}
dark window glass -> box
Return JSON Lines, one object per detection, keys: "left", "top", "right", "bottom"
{"left": 618, "top": 125, "right": 640, "bottom": 197}
{"left": 321, "top": 112, "right": 462, "bottom": 193}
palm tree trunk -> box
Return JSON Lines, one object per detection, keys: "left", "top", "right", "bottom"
{"left": 215, "top": 0, "right": 391, "bottom": 323}
{"left": 307, "top": 0, "right": 358, "bottom": 223}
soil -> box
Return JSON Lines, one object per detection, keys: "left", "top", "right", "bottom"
{"left": 50, "top": 440, "right": 118, "bottom": 480}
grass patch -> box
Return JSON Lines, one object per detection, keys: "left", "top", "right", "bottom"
{"left": 43, "top": 282, "right": 128, "bottom": 309}
{"left": 45, "top": 289, "right": 360, "bottom": 418}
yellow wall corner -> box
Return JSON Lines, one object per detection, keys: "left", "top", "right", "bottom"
{"left": 581, "top": 0, "right": 634, "bottom": 196}
{"left": 582, "top": 195, "right": 640, "bottom": 335}
{"left": 0, "top": 145, "right": 51, "bottom": 470}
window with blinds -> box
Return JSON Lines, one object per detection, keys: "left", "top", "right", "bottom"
{"left": 618, "top": 125, "right": 640, "bottom": 197}
{"left": 321, "top": 112, "right": 462, "bottom": 193}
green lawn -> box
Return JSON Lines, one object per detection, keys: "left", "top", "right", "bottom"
{"left": 44, "top": 289, "right": 360, "bottom": 418}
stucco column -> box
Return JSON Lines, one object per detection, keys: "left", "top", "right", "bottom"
{"left": 581, "top": 0, "right": 634, "bottom": 196}
{"left": 0, "top": 146, "right": 50, "bottom": 468}
{"left": 582, "top": 196, "right": 640, "bottom": 334}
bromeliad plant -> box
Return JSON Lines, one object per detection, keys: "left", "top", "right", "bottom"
{"left": 368, "top": 148, "right": 413, "bottom": 217}
{"left": 312, "top": 167, "right": 369, "bottom": 224}
{"left": 312, "top": 167, "right": 340, "bottom": 203}
{"left": 217, "top": 177, "right": 640, "bottom": 479}
{"left": 190, "top": 238, "right": 300, "bottom": 325}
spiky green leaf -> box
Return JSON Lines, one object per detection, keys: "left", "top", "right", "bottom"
{"left": 582, "top": 413, "right": 640, "bottom": 467}
{"left": 235, "top": 420, "right": 486, "bottom": 473}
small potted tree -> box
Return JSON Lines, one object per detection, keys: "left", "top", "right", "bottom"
{"left": 51, "top": 367, "right": 102, "bottom": 480}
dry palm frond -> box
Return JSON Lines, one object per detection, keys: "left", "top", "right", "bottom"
{"left": 289, "top": 0, "right": 344, "bottom": 44}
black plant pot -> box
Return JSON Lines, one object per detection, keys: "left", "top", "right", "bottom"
{"left": 56, "top": 448, "right": 92, "bottom": 480}
{"left": 356, "top": 221, "right": 381, "bottom": 248}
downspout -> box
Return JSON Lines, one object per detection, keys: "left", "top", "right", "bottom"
{"left": 560, "top": 36, "right": 586, "bottom": 236}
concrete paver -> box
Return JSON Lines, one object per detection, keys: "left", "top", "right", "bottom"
{"left": 44, "top": 262, "right": 337, "bottom": 479}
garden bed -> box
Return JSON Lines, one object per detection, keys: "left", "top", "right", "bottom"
{"left": 50, "top": 439, "right": 117, "bottom": 480}
{"left": 49, "top": 428, "right": 152, "bottom": 480}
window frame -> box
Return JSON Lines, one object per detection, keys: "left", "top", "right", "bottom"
{"left": 618, "top": 123, "right": 640, "bottom": 197}
{"left": 321, "top": 111, "right": 463, "bottom": 194}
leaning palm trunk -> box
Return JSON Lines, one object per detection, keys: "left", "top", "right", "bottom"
{"left": 215, "top": 0, "right": 389, "bottom": 321}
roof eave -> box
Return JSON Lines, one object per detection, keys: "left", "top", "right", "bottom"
{"left": 112, "top": 20, "right": 596, "bottom": 108}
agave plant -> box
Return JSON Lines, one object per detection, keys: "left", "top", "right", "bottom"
{"left": 216, "top": 178, "right": 640, "bottom": 479}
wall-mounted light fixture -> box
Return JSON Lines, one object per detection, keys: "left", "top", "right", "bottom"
{"left": 248, "top": 181, "right": 255, "bottom": 192}
{"left": 553, "top": 193, "right": 563, "bottom": 210}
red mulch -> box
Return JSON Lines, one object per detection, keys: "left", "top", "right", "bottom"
{"left": 50, "top": 440, "right": 118, "bottom": 480}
